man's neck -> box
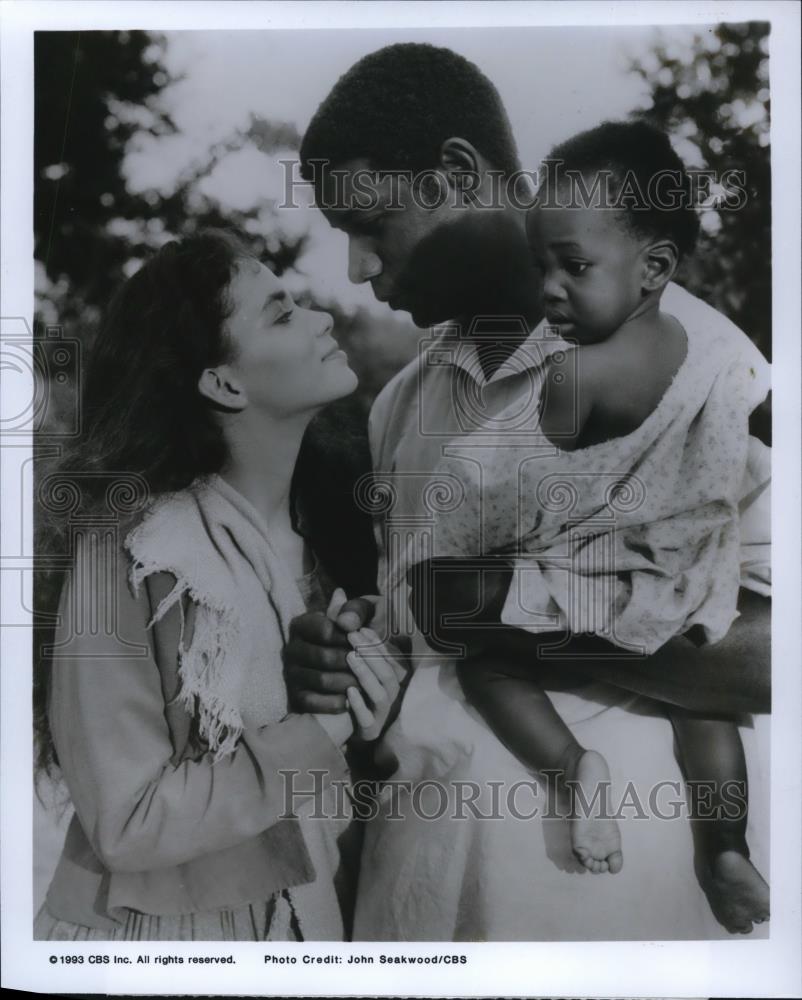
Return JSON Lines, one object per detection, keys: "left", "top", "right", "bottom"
{"left": 457, "top": 284, "right": 544, "bottom": 380}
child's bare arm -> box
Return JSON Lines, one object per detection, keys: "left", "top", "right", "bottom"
{"left": 539, "top": 347, "right": 596, "bottom": 451}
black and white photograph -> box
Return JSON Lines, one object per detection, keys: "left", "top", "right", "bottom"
{"left": 1, "top": 1, "right": 800, "bottom": 996}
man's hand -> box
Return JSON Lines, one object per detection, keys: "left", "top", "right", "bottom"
{"left": 405, "top": 556, "right": 513, "bottom": 656}
{"left": 284, "top": 589, "right": 377, "bottom": 713}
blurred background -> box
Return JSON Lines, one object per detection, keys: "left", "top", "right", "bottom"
{"left": 35, "top": 22, "right": 771, "bottom": 415}
{"left": 32, "top": 22, "right": 771, "bottom": 912}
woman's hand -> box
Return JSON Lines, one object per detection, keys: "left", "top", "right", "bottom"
{"left": 312, "top": 708, "right": 354, "bottom": 747}
{"left": 345, "top": 627, "right": 407, "bottom": 742}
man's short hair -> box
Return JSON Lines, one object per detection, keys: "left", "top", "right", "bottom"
{"left": 300, "top": 42, "right": 521, "bottom": 181}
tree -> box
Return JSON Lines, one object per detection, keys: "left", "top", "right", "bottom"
{"left": 34, "top": 35, "right": 385, "bottom": 777}
{"left": 630, "top": 21, "right": 771, "bottom": 361}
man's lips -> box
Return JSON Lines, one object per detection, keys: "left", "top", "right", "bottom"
{"left": 373, "top": 287, "right": 407, "bottom": 310}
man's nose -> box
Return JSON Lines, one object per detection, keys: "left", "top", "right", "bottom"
{"left": 347, "top": 238, "right": 381, "bottom": 285}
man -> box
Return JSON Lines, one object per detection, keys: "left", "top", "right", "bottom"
{"left": 286, "top": 43, "right": 771, "bottom": 939}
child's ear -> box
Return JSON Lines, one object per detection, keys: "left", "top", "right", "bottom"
{"left": 642, "top": 239, "right": 679, "bottom": 293}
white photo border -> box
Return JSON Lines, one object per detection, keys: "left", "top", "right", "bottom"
{"left": 2, "top": 1, "right": 800, "bottom": 996}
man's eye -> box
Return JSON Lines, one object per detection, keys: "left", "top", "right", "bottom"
{"left": 565, "top": 260, "right": 589, "bottom": 276}
{"left": 358, "top": 213, "right": 385, "bottom": 233}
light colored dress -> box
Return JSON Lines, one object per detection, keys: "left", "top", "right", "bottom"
{"left": 35, "top": 476, "right": 355, "bottom": 942}
{"left": 352, "top": 283, "right": 770, "bottom": 941}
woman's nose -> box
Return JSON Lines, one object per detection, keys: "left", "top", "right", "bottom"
{"left": 348, "top": 239, "right": 381, "bottom": 285}
{"left": 317, "top": 311, "right": 334, "bottom": 337}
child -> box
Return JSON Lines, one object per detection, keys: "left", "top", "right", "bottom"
{"left": 428, "top": 120, "right": 770, "bottom": 934}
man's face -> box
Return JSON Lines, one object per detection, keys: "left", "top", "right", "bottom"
{"left": 319, "top": 158, "right": 532, "bottom": 328}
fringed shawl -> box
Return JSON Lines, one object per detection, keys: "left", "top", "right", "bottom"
{"left": 125, "top": 474, "right": 306, "bottom": 760}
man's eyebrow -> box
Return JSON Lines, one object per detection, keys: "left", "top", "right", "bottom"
{"left": 262, "top": 289, "right": 290, "bottom": 311}
{"left": 330, "top": 207, "right": 379, "bottom": 230}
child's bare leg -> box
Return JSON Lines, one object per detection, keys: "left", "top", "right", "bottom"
{"left": 670, "top": 709, "right": 769, "bottom": 933}
{"left": 458, "top": 653, "right": 622, "bottom": 874}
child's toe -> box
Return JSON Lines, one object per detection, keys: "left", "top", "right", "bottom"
{"left": 608, "top": 850, "right": 624, "bottom": 874}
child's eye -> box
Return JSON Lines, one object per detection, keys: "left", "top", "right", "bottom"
{"left": 564, "top": 260, "right": 590, "bottom": 277}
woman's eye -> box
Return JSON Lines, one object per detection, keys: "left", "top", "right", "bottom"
{"left": 275, "top": 310, "right": 294, "bottom": 325}
{"left": 565, "top": 260, "right": 589, "bottom": 277}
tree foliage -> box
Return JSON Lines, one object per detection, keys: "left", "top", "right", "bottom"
{"left": 630, "top": 21, "right": 771, "bottom": 360}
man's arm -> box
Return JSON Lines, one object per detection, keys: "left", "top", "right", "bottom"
{"left": 407, "top": 558, "right": 770, "bottom": 715}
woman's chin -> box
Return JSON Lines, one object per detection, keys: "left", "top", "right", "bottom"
{"left": 323, "top": 363, "right": 360, "bottom": 402}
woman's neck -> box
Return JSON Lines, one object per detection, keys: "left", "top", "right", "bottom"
{"left": 218, "top": 409, "right": 311, "bottom": 532}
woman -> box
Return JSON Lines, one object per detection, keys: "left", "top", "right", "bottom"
{"left": 34, "top": 228, "right": 401, "bottom": 941}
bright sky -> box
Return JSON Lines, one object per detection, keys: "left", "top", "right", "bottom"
{"left": 123, "top": 25, "right": 704, "bottom": 314}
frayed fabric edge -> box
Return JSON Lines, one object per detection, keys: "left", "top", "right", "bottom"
{"left": 127, "top": 551, "right": 245, "bottom": 763}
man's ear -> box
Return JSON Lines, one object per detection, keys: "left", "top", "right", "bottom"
{"left": 438, "top": 137, "right": 483, "bottom": 206}
{"left": 197, "top": 366, "right": 247, "bottom": 411}
{"left": 642, "top": 239, "right": 679, "bottom": 293}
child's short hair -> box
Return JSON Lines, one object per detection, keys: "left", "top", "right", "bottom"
{"left": 542, "top": 119, "right": 700, "bottom": 259}
{"left": 300, "top": 42, "right": 521, "bottom": 181}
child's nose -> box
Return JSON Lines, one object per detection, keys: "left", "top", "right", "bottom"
{"left": 543, "top": 274, "right": 567, "bottom": 301}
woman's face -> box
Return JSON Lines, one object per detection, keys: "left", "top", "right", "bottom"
{"left": 220, "top": 259, "right": 358, "bottom": 418}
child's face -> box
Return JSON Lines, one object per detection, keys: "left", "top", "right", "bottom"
{"left": 527, "top": 201, "right": 648, "bottom": 343}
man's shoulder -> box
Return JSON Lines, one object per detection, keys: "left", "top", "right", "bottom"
{"left": 369, "top": 327, "right": 453, "bottom": 429}
{"left": 663, "top": 281, "right": 770, "bottom": 396}
{"left": 664, "top": 282, "right": 754, "bottom": 347}
{"left": 371, "top": 352, "right": 421, "bottom": 420}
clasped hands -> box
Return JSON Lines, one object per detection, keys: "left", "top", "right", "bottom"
{"left": 284, "top": 557, "right": 515, "bottom": 741}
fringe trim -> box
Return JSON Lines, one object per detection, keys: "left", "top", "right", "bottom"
{"left": 128, "top": 551, "right": 244, "bottom": 763}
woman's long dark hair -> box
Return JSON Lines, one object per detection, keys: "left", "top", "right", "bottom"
{"left": 35, "top": 228, "right": 256, "bottom": 780}
{"left": 67, "top": 228, "right": 255, "bottom": 495}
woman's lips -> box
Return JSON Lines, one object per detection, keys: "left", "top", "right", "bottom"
{"left": 323, "top": 347, "right": 347, "bottom": 362}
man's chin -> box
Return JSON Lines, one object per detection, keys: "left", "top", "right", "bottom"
{"left": 405, "top": 301, "right": 451, "bottom": 329}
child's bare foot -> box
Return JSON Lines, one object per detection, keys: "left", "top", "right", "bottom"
{"left": 566, "top": 750, "right": 623, "bottom": 874}
{"left": 703, "top": 849, "right": 770, "bottom": 934}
